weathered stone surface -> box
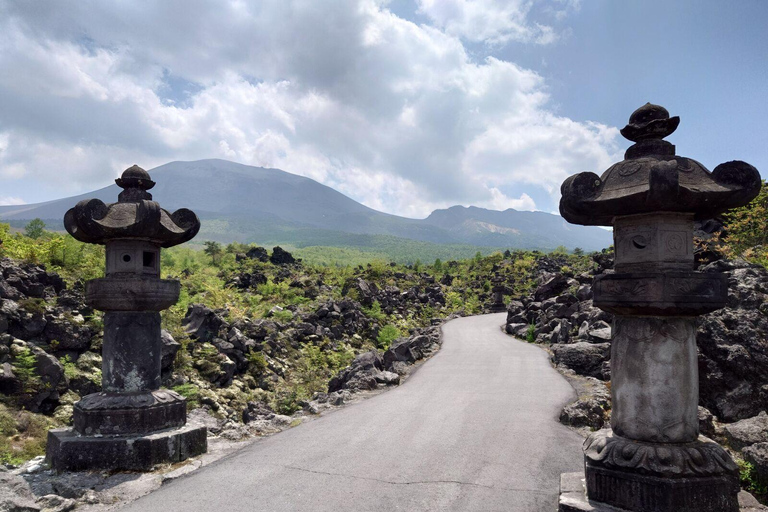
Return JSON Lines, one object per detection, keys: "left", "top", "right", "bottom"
{"left": 560, "top": 104, "right": 761, "bottom": 227}
{"left": 559, "top": 472, "right": 753, "bottom": 512}
{"left": 269, "top": 246, "right": 296, "bottom": 265}
{"left": 35, "top": 495, "right": 76, "bottom": 512}
{"left": 611, "top": 316, "right": 699, "bottom": 443}
{"left": 48, "top": 165, "right": 207, "bottom": 471}
{"left": 723, "top": 412, "right": 768, "bottom": 450}
{"left": 534, "top": 274, "right": 570, "bottom": 302}
{"left": 559, "top": 396, "right": 607, "bottom": 430}
{"left": 551, "top": 342, "right": 610, "bottom": 380}
{"left": 698, "top": 262, "right": 768, "bottom": 422}
{"left": 557, "top": 104, "right": 756, "bottom": 511}
{"left": 160, "top": 329, "right": 180, "bottom": 371}
{"left": 47, "top": 422, "right": 207, "bottom": 471}
{"left": 0, "top": 470, "right": 39, "bottom": 512}
{"left": 245, "top": 246, "right": 269, "bottom": 262}
{"left": 698, "top": 406, "right": 716, "bottom": 438}
{"left": 743, "top": 443, "right": 768, "bottom": 487}
{"left": 182, "top": 304, "right": 225, "bottom": 343}
{"left": 73, "top": 389, "right": 187, "bottom": 436}
{"left": 64, "top": 166, "right": 200, "bottom": 247}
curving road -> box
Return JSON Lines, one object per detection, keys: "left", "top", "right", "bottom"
{"left": 120, "top": 313, "right": 584, "bottom": 512}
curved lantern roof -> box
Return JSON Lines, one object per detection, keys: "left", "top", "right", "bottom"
{"left": 64, "top": 165, "right": 200, "bottom": 247}
{"left": 559, "top": 103, "right": 761, "bottom": 226}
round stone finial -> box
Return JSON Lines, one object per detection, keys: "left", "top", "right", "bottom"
{"left": 620, "top": 103, "right": 680, "bottom": 142}
{"left": 116, "top": 165, "right": 155, "bottom": 202}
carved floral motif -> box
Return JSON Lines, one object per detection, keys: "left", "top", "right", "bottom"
{"left": 584, "top": 429, "right": 738, "bottom": 478}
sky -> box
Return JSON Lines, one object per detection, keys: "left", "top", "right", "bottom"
{"left": 0, "top": 0, "right": 765, "bottom": 218}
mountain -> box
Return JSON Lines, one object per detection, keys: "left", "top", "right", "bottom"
{"left": 0, "top": 159, "right": 611, "bottom": 253}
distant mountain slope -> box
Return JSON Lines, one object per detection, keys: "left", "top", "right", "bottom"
{"left": 424, "top": 205, "right": 610, "bottom": 251}
{"left": 0, "top": 159, "right": 611, "bottom": 252}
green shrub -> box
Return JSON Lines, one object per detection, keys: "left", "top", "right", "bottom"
{"left": 12, "top": 347, "right": 38, "bottom": 390}
{"left": 526, "top": 323, "right": 536, "bottom": 343}
{"left": 247, "top": 351, "right": 268, "bottom": 376}
{"left": 377, "top": 324, "right": 401, "bottom": 350}
{"left": 739, "top": 459, "right": 768, "bottom": 496}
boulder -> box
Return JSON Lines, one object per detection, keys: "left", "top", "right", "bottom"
{"left": 182, "top": 304, "right": 226, "bottom": 343}
{"left": 245, "top": 246, "right": 269, "bottom": 262}
{"left": 551, "top": 342, "right": 611, "bottom": 380}
{"left": 0, "top": 361, "right": 20, "bottom": 394}
{"left": 587, "top": 320, "right": 612, "bottom": 343}
{"left": 742, "top": 442, "right": 768, "bottom": 487}
{"left": 43, "top": 314, "right": 93, "bottom": 353}
{"left": 328, "top": 350, "right": 383, "bottom": 393}
{"left": 550, "top": 319, "right": 571, "bottom": 344}
{"left": 0, "top": 470, "right": 40, "bottom": 512}
{"left": 534, "top": 274, "right": 570, "bottom": 302}
{"left": 242, "top": 401, "right": 276, "bottom": 424}
{"left": 560, "top": 397, "right": 607, "bottom": 429}
{"left": 160, "top": 330, "right": 180, "bottom": 371}
{"left": 723, "top": 411, "right": 768, "bottom": 450}
{"left": 270, "top": 246, "right": 296, "bottom": 265}
{"left": 697, "top": 263, "right": 768, "bottom": 421}
{"left": 698, "top": 406, "right": 716, "bottom": 438}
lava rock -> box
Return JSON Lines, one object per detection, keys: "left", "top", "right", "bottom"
{"left": 182, "top": 304, "right": 226, "bottom": 343}
{"left": 534, "top": 274, "right": 570, "bottom": 302}
{"left": 160, "top": 330, "right": 180, "bottom": 371}
{"left": 551, "top": 342, "right": 611, "bottom": 380}
{"left": 0, "top": 469, "right": 40, "bottom": 512}
{"left": 270, "top": 246, "right": 296, "bottom": 265}
{"left": 723, "top": 411, "right": 768, "bottom": 450}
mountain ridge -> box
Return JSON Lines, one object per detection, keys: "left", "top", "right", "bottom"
{"left": 0, "top": 159, "right": 611, "bottom": 252}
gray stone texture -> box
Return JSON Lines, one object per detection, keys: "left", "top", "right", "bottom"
{"left": 559, "top": 472, "right": 766, "bottom": 512}
{"left": 47, "top": 165, "right": 206, "bottom": 471}
{"left": 558, "top": 104, "right": 761, "bottom": 511}
{"left": 47, "top": 422, "right": 207, "bottom": 472}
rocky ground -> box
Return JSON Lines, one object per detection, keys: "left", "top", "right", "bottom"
{"left": 504, "top": 249, "right": 768, "bottom": 501}
{"left": 1, "top": 244, "right": 534, "bottom": 510}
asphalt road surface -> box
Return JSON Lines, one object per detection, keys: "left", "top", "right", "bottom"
{"left": 120, "top": 313, "right": 584, "bottom": 512}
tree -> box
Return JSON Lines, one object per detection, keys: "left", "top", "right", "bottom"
{"left": 203, "top": 241, "right": 222, "bottom": 264}
{"left": 572, "top": 247, "right": 584, "bottom": 256}
{"left": 551, "top": 245, "right": 568, "bottom": 255}
{"left": 713, "top": 180, "right": 768, "bottom": 265}
{"left": 433, "top": 258, "right": 443, "bottom": 271}
{"left": 24, "top": 218, "right": 46, "bottom": 239}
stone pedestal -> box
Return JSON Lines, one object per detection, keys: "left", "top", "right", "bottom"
{"left": 46, "top": 165, "right": 207, "bottom": 471}
{"left": 558, "top": 104, "right": 762, "bottom": 511}
{"left": 47, "top": 422, "right": 207, "bottom": 472}
{"left": 559, "top": 472, "right": 764, "bottom": 512}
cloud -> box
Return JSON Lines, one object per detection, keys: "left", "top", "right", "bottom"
{"left": 0, "top": 196, "right": 25, "bottom": 206}
{"left": 415, "top": 0, "right": 576, "bottom": 45}
{"left": 0, "top": 0, "right": 618, "bottom": 217}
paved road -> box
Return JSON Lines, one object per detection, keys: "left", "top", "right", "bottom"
{"left": 121, "top": 313, "right": 584, "bottom": 512}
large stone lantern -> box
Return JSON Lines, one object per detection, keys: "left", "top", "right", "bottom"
{"left": 47, "top": 165, "right": 207, "bottom": 471}
{"left": 558, "top": 104, "right": 761, "bottom": 511}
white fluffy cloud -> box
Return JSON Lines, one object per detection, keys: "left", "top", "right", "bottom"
{"left": 0, "top": 0, "right": 618, "bottom": 217}
{"left": 416, "top": 0, "right": 580, "bottom": 45}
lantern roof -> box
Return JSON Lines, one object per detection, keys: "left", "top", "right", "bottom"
{"left": 559, "top": 103, "right": 761, "bottom": 226}
{"left": 64, "top": 165, "right": 200, "bottom": 247}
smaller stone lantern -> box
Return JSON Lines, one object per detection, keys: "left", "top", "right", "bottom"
{"left": 558, "top": 104, "right": 761, "bottom": 512}
{"left": 489, "top": 274, "right": 508, "bottom": 312}
{"left": 47, "top": 165, "right": 207, "bottom": 471}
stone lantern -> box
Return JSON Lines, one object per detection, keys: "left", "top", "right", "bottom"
{"left": 558, "top": 104, "right": 761, "bottom": 511}
{"left": 47, "top": 165, "right": 207, "bottom": 471}
{"left": 490, "top": 274, "right": 508, "bottom": 313}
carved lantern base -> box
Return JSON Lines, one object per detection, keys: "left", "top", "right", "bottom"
{"left": 47, "top": 422, "right": 207, "bottom": 472}
{"left": 558, "top": 470, "right": 748, "bottom": 512}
